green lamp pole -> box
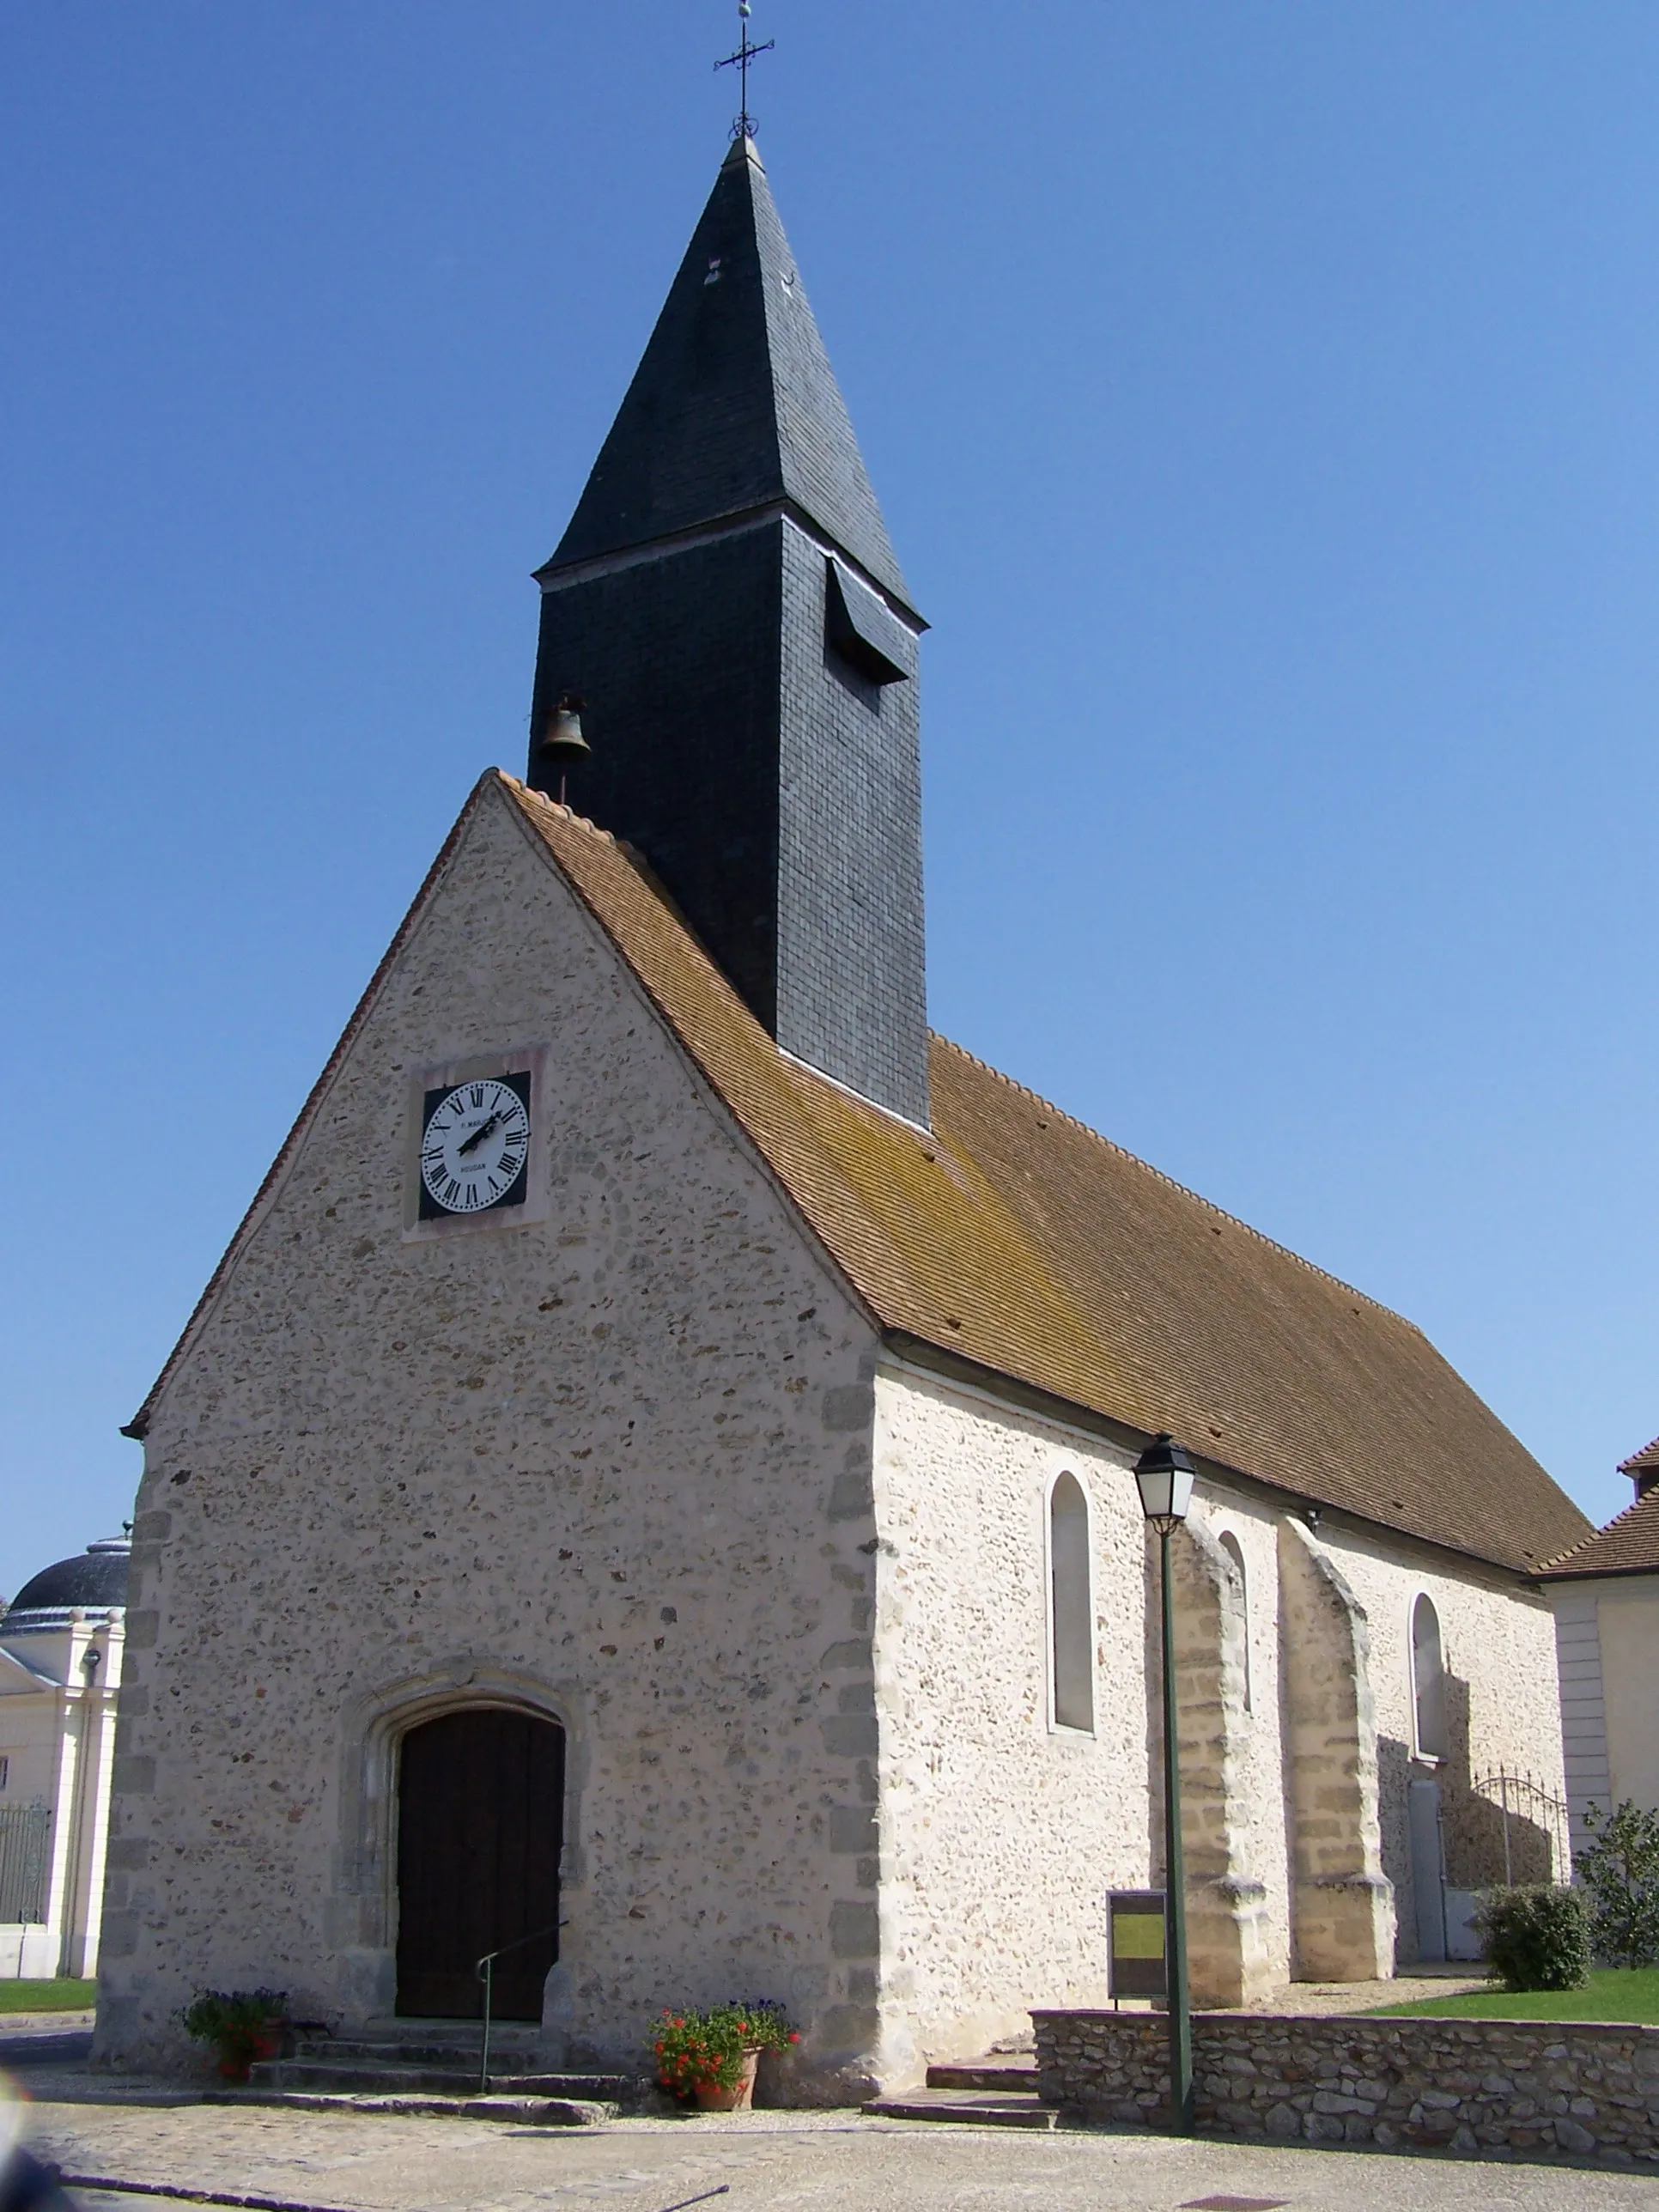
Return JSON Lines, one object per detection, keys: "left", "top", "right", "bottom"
{"left": 1134, "top": 1431, "right": 1198, "bottom": 2134}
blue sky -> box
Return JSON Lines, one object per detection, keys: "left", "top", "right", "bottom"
{"left": 3, "top": 2, "right": 1656, "bottom": 1598}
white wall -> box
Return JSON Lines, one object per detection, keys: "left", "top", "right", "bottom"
{"left": 1319, "top": 1528, "right": 1567, "bottom": 1944}
{"left": 871, "top": 1355, "right": 1570, "bottom": 2055}
{"left": 1595, "top": 1583, "right": 1659, "bottom": 1812}
{"left": 1550, "top": 1575, "right": 1659, "bottom": 1851}
{"left": 871, "top": 1361, "right": 1152, "bottom": 2074}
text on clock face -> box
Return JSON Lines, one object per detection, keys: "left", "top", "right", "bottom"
{"left": 421, "top": 1079, "right": 531, "bottom": 1212}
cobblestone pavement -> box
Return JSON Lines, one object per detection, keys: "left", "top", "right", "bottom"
{"left": 15, "top": 2094, "right": 1658, "bottom": 2212}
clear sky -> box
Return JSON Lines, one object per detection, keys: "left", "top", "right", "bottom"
{"left": 3, "top": 2, "right": 1655, "bottom": 1601}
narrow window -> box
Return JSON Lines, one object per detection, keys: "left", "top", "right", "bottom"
{"left": 1218, "top": 1531, "right": 1252, "bottom": 1713}
{"left": 1412, "top": 1594, "right": 1448, "bottom": 1759}
{"left": 0, "top": 1755, "right": 9, "bottom": 1790}
{"left": 1050, "top": 1472, "right": 1094, "bottom": 1732}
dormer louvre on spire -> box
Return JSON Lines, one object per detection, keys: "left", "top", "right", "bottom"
{"left": 528, "top": 137, "right": 929, "bottom": 1127}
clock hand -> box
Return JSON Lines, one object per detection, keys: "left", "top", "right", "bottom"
{"left": 456, "top": 1110, "right": 501, "bottom": 1158}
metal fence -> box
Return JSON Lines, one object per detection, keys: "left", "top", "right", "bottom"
{"left": 1469, "top": 1767, "right": 1572, "bottom": 1885}
{"left": 0, "top": 1804, "right": 52, "bottom": 1923}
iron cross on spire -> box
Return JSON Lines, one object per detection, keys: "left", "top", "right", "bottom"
{"left": 715, "top": 0, "right": 775, "bottom": 141}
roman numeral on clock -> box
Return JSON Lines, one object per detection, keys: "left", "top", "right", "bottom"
{"left": 421, "top": 1073, "right": 531, "bottom": 1217}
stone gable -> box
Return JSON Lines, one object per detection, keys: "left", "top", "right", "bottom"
{"left": 97, "top": 779, "right": 890, "bottom": 2097}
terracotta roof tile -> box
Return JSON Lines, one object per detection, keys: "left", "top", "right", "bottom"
{"left": 504, "top": 777, "right": 1591, "bottom": 1577}
{"left": 1540, "top": 1481, "right": 1659, "bottom": 1579}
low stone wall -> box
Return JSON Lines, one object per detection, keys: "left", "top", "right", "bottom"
{"left": 1031, "top": 2008, "right": 1659, "bottom": 2164}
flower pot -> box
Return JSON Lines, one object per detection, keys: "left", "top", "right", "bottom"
{"left": 692, "top": 2047, "right": 761, "bottom": 2112}
{"left": 216, "top": 2022, "right": 283, "bottom": 2083}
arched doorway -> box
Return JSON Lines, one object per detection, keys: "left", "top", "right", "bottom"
{"left": 395, "top": 1707, "right": 565, "bottom": 2019}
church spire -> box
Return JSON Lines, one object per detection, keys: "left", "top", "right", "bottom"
{"left": 540, "top": 136, "right": 915, "bottom": 617}
{"left": 529, "top": 141, "right": 929, "bottom": 1128}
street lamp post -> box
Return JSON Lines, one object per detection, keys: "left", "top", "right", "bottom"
{"left": 1133, "top": 1431, "right": 1198, "bottom": 2135}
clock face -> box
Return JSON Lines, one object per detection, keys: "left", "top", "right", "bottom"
{"left": 418, "top": 1075, "right": 532, "bottom": 1218}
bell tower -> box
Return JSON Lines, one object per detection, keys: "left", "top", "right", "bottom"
{"left": 527, "top": 137, "right": 929, "bottom": 1127}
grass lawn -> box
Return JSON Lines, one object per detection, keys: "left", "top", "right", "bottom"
{"left": 0, "top": 1978, "right": 96, "bottom": 2014}
{"left": 1370, "top": 1967, "right": 1659, "bottom": 2024}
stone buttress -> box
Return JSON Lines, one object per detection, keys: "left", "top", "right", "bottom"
{"left": 1169, "top": 1519, "right": 1277, "bottom": 2006}
{"left": 1277, "top": 1516, "right": 1396, "bottom": 1979}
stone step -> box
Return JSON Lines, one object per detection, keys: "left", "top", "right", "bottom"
{"left": 285, "top": 2041, "right": 562, "bottom": 2072}
{"left": 252, "top": 2062, "right": 483, "bottom": 2094}
{"left": 250, "top": 2058, "right": 629, "bottom": 2100}
{"left": 343, "top": 2021, "right": 544, "bottom": 2051}
{"left": 0, "top": 2032, "right": 94, "bottom": 2069}
{"left": 492, "top": 2073, "right": 632, "bottom": 2100}
{"left": 926, "top": 2063, "right": 1037, "bottom": 2091}
{"left": 864, "top": 2088, "right": 1058, "bottom": 2130}
{"left": 210, "top": 2087, "right": 615, "bottom": 2126}
{"left": 301, "top": 2026, "right": 542, "bottom": 2055}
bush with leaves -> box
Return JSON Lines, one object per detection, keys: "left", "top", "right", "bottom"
{"left": 650, "top": 1999, "right": 799, "bottom": 2098}
{"left": 1579, "top": 1799, "right": 1659, "bottom": 1969}
{"left": 1472, "top": 1885, "right": 1589, "bottom": 1991}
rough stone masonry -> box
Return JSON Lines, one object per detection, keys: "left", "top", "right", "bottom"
{"left": 1033, "top": 2008, "right": 1659, "bottom": 2166}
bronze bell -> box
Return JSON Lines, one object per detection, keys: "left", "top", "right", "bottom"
{"left": 538, "top": 693, "right": 591, "bottom": 765}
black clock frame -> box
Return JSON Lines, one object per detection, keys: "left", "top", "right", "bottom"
{"left": 417, "top": 1071, "right": 532, "bottom": 1220}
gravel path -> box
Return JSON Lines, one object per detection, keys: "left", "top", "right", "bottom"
{"left": 1243, "top": 1972, "right": 1489, "bottom": 2015}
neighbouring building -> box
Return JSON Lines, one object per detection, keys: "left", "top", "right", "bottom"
{"left": 1540, "top": 1434, "right": 1659, "bottom": 1862}
{"left": 0, "top": 1537, "right": 127, "bottom": 1978}
{"left": 95, "top": 136, "right": 1590, "bottom": 2099}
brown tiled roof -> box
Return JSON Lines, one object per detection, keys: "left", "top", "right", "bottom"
{"left": 1539, "top": 1482, "right": 1659, "bottom": 1580}
{"left": 1619, "top": 1433, "right": 1659, "bottom": 1476}
{"left": 128, "top": 772, "right": 1592, "bottom": 1577}
{"left": 495, "top": 777, "right": 1590, "bottom": 1578}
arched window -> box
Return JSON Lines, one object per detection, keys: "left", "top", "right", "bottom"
{"left": 1218, "top": 1530, "right": 1252, "bottom": 1713}
{"left": 1411, "top": 1594, "right": 1447, "bottom": 1759}
{"left": 1049, "top": 1473, "right": 1094, "bottom": 1733}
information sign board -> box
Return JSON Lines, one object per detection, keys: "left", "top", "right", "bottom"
{"left": 1108, "top": 1887, "right": 1168, "bottom": 2001}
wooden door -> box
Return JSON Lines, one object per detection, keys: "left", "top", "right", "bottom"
{"left": 395, "top": 1708, "right": 564, "bottom": 2019}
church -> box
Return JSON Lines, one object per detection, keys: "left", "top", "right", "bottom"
{"left": 95, "top": 135, "right": 1591, "bottom": 2100}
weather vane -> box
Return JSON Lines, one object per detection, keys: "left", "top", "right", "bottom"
{"left": 715, "top": 0, "right": 775, "bottom": 142}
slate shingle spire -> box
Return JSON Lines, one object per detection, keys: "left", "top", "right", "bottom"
{"left": 550, "top": 137, "right": 914, "bottom": 615}
{"left": 528, "top": 137, "right": 929, "bottom": 1127}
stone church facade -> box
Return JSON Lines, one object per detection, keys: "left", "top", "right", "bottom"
{"left": 96, "top": 139, "right": 1589, "bottom": 2100}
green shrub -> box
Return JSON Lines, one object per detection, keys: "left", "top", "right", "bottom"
{"left": 1580, "top": 1801, "right": 1659, "bottom": 1969}
{"left": 1473, "top": 1886, "right": 1590, "bottom": 1991}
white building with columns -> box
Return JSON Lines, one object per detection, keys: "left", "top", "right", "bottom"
{"left": 0, "top": 1537, "right": 127, "bottom": 1978}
